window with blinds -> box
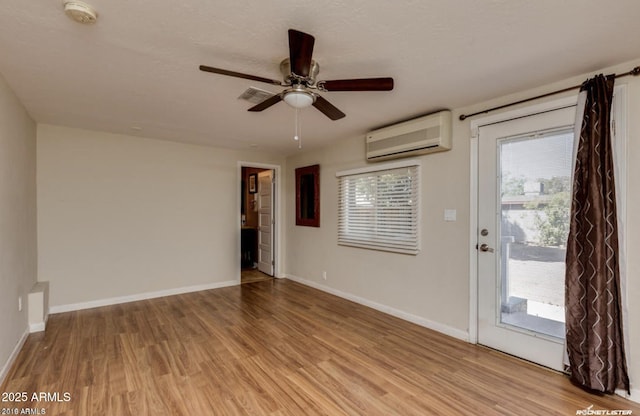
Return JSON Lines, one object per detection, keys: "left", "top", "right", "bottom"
{"left": 336, "top": 160, "right": 420, "bottom": 255}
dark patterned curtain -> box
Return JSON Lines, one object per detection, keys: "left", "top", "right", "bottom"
{"left": 565, "top": 74, "right": 629, "bottom": 394}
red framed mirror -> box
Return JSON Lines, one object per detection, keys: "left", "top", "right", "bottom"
{"left": 295, "top": 164, "right": 320, "bottom": 227}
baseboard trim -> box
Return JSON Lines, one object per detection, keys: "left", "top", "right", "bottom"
{"left": 29, "top": 323, "right": 45, "bottom": 333}
{"left": 29, "top": 314, "right": 48, "bottom": 334}
{"left": 285, "top": 274, "right": 469, "bottom": 342}
{"left": 616, "top": 387, "right": 640, "bottom": 404}
{"left": 631, "top": 388, "right": 640, "bottom": 404}
{"left": 0, "top": 327, "right": 29, "bottom": 386}
{"left": 49, "top": 280, "right": 239, "bottom": 314}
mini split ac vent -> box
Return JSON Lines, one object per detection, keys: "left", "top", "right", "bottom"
{"left": 366, "top": 110, "right": 452, "bottom": 161}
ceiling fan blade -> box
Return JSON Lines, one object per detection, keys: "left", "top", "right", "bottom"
{"left": 313, "top": 95, "right": 345, "bottom": 120}
{"left": 248, "top": 94, "right": 283, "bottom": 112}
{"left": 199, "top": 65, "right": 282, "bottom": 86}
{"left": 319, "top": 77, "right": 394, "bottom": 91}
{"left": 288, "top": 29, "right": 315, "bottom": 77}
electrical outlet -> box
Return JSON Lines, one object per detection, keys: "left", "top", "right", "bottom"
{"left": 18, "top": 296, "right": 22, "bottom": 312}
{"left": 322, "top": 271, "right": 327, "bottom": 280}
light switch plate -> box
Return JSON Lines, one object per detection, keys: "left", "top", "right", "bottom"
{"left": 444, "top": 209, "right": 457, "bottom": 222}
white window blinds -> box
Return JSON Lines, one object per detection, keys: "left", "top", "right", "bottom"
{"left": 336, "top": 160, "right": 420, "bottom": 255}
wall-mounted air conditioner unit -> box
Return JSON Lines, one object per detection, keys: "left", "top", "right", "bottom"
{"left": 366, "top": 110, "right": 452, "bottom": 161}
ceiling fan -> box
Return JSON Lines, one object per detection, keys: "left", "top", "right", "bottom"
{"left": 199, "top": 29, "right": 394, "bottom": 120}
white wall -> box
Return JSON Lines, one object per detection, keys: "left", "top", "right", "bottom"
{"left": 0, "top": 73, "right": 37, "bottom": 381}
{"left": 285, "top": 59, "right": 640, "bottom": 398}
{"left": 37, "top": 125, "right": 285, "bottom": 309}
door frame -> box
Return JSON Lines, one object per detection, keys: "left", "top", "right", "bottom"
{"left": 238, "top": 161, "right": 282, "bottom": 281}
{"left": 468, "top": 95, "right": 578, "bottom": 344}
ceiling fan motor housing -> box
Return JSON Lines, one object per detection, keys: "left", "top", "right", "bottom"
{"left": 280, "top": 58, "right": 320, "bottom": 85}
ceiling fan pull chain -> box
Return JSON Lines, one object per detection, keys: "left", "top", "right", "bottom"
{"left": 293, "top": 107, "right": 299, "bottom": 141}
{"left": 294, "top": 108, "right": 302, "bottom": 148}
{"left": 298, "top": 109, "right": 302, "bottom": 149}
{"left": 296, "top": 108, "right": 302, "bottom": 149}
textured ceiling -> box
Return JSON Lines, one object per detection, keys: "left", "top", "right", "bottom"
{"left": 1, "top": 1, "right": 639, "bottom": 155}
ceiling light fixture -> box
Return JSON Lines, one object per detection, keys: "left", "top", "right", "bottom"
{"left": 63, "top": 1, "right": 98, "bottom": 24}
{"left": 282, "top": 86, "right": 314, "bottom": 148}
{"left": 283, "top": 87, "right": 315, "bottom": 109}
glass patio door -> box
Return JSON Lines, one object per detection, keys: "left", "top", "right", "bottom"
{"left": 477, "top": 105, "right": 575, "bottom": 371}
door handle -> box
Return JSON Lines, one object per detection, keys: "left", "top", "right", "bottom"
{"left": 479, "top": 243, "right": 494, "bottom": 253}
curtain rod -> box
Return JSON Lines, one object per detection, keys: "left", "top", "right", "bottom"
{"left": 458, "top": 66, "right": 640, "bottom": 121}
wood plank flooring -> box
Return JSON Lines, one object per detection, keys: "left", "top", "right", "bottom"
{"left": 241, "top": 269, "right": 274, "bottom": 285}
{"left": 2, "top": 279, "right": 638, "bottom": 415}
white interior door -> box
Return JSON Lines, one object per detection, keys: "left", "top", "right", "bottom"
{"left": 477, "top": 105, "right": 576, "bottom": 371}
{"left": 257, "top": 170, "right": 274, "bottom": 276}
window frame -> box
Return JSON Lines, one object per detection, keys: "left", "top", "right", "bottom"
{"left": 336, "top": 159, "right": 421, "bottom": 255}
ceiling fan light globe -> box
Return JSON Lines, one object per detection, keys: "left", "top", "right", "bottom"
{"left": 283, "top": 91, "right": 314, "bottom": 109}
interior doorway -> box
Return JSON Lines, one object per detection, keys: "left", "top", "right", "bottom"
{"left": 240, "top": 164, "right": 278, "bottom": 284}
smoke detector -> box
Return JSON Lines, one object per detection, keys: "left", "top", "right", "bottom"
{"left": 63, "top": 1, "right": 98, "bottom": 24}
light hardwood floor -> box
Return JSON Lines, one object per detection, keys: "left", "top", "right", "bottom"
{"left": 241, "top": 268, "right": 274, "bottom": 284}
{"left": 2, "top": 279, "right": 638, "bottom": 415}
